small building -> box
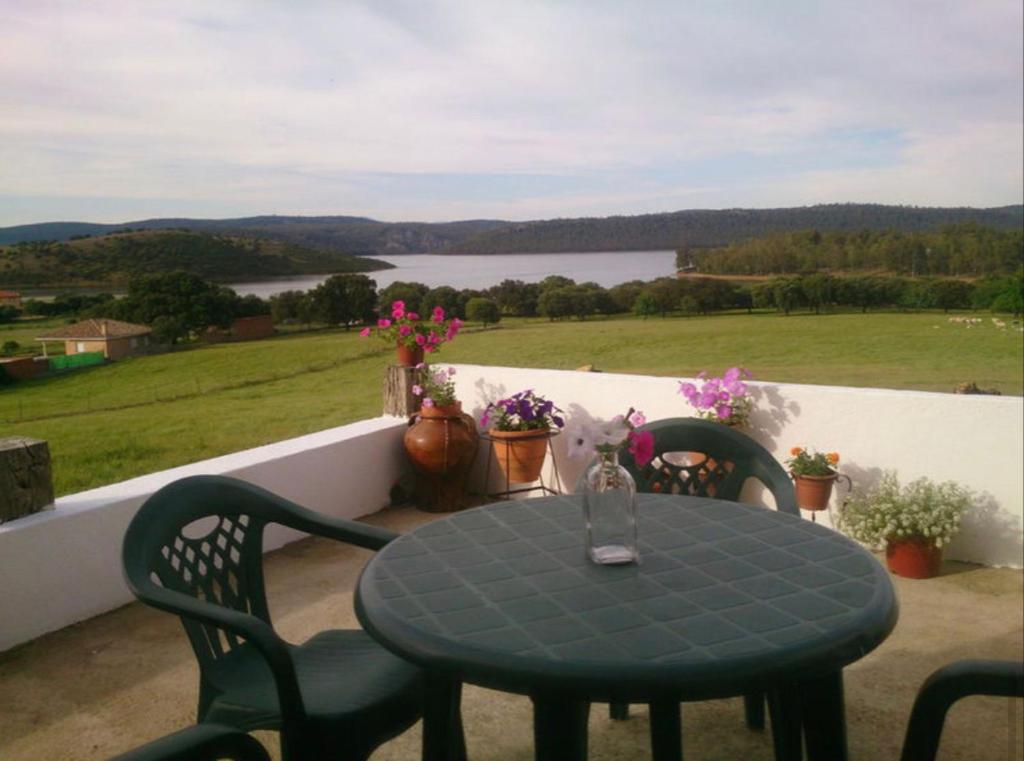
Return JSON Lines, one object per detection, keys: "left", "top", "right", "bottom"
{"left": 36, "top": 318, "right": 152, "bottom": 360}
{"left": 230, "top": 314, "right": 274, "bottom": 341}
{"left": 0, "top": 290, "right": 22, "bottom": 309}
{"left": 0, "top": 356, "right": 47, "bottom": 381}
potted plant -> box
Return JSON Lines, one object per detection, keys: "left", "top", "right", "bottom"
{"left": 402, "top": 365, "right": 478, "bottom": 511}
{"left": 836, "top": 471, "right": 973, "bottom": 579}
{"left": 361, "top": 301, "right": 464, "bottom": 366}
{"left": 786, "top": 447, "right": 842, "bottom": 511}
{"left": 481, "top": 390, "right": 565, "bottom": 484}
{"left": 677, "top": 367, "right": 754, "bottom": 427}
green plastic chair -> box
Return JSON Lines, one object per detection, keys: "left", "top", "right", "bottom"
{"left": 619, "top": 417, "right": 798, "bottom": 514}
{"left": 617, "top": 417, "right": 798, "bottom": 756}
{"left": 122, "top": 475, "right": 428, "bottom": 761}
{"left": 109, "top": 724, "right": 270, "bottom": 761}
{"left": 901, "top": 659, "right": 1024, "bottom": 761}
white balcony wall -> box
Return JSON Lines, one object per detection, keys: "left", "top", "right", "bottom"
{"left": 0, "top": 417, "right": 409, "bottom": 653}
{"left": 452, "top": 365, "right": 1023, "bottom": 569}
{"left": 2, "top": 366, "right": 1021, "bottom": 653}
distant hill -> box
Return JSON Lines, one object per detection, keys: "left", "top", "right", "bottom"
{"left": 445, "top": 204, "right": 1024, "bottom": 253}
{"left": 0, "top": 229, "right": 393, "bottom": 288}
{"left": 0, "top": 215, "right": 511, "bottom": 255}
{"left": 0, "top": 204, "right": 1020, "bottom": 255}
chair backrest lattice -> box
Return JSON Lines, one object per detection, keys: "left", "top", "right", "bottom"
{"left": 127, "top": 484, "right": 274, "bottom": 667}
{"left": 620, "top": 417, "right": 798, "bottom": 515}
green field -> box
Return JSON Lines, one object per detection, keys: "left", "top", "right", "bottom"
{"left": 1, "top": 311, "right": 1020, "bottom": 496}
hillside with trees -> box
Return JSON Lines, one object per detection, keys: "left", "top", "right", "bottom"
{"left": 689, "top": 223, "right": 1023, "bottom": 277}
{"left": 0, "top": 229, "right": 392, "bottom": 287}
{"left": 2, "top": 204, "right": 1020, "bottom": 255}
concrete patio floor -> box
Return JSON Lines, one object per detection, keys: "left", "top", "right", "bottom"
{"left": 1, "top": 504, "right": 1020, "bottom": 761}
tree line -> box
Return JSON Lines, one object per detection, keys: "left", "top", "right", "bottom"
{"left": 688, "top": 223, "right": 1023, "bottom": 277}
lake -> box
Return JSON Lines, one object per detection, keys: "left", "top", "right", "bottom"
{"left": 227, "top": 250, "right": 676, "bottom": 298}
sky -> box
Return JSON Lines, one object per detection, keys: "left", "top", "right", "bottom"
{"left": 1, "top": 0, "right": 1021, "bottom": 227}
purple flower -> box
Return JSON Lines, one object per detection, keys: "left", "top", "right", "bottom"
{"left": 678, "top": 382, "right": 696, "bottom": 399}
{"left": 412, "top": 384, "right": 423, "bottom": 396}
{"left": 715, "top": 404, "right": 732, "bottom": 420}
{"left": 422, "top": 397, "right": 435, "bottom": 408}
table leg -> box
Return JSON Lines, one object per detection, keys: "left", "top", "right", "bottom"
{"left": 649, "top": 699, "right": 683, "bottom": 761}
{"left": 531, "top": 693, "right": 590, "bottom": 761}
{"left": 768, "top": 685, "right": 803, "bottom": 761}
{"left": 422, "top": 674, "right": 465, "bottom": 761}
{"left": 799, "top": 670, "right": 847, "bottom": 761}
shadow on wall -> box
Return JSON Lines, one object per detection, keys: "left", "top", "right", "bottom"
{"left": 746, "top": 384, "right": 800, "bottom": 444}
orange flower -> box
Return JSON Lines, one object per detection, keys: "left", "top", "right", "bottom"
{"left": 790, "top": 446, "right": 803, "bottom": 456}
{"left": 826, "top": 452, "right": 840, "bottom": 465}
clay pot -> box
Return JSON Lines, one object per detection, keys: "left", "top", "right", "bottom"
{"left": 488, "top": 428, "right": 551, "bottom": 483}
{"left": 886, "top": 537, "right": 943, "bottom": 579}
{"left": 403, "top": 403, "right": 479, "bottom": 512}
{"left": 395, "top": 342, "right": 424, "bottom": 367}
{"left": 793, "top": 472, "right": 838, "bottom": 511}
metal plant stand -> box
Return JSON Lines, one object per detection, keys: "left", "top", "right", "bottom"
{"left": 481, "top": 429, "right": 563, "bottom": 500}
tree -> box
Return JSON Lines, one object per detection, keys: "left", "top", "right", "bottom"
{"left": 0, "top": 306, "right": 18, "bottom": 323}
{"left": 270, "top": 290, "right": 310, "bottom": 324}
{"left": 1, "top": 340, "right": 19, "bottom": 356}
{"left": 310, "top": 274, "right": 377, "bottom": 328}
{"left": 378, "top": 281, "right": 428, "bottom": 316}
{"left": 537, "top": 288, "right": 574, "bottom": 320}
{"left": 422, "top": 286, "right": 462, "bottom": 318}
{"left": 465, "top": 297, "right": 501, "bottom": 326}
{"left": 632, "top": 291, "right": 660, "bottom": 318}
{"left": 113, "top": 271, "right": 239, "bottom": 341}
{"left": 487, "top": 279, "right": 539, "bottom": 316}
{"left": 538, "top": 275, "right": 575, "bottom": 292}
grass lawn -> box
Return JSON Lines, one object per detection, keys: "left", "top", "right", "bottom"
{"left": 1, "top": 310, "right": 1020, "bottom": 496}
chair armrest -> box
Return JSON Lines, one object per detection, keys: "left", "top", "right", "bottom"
{"left": 900, "top": 659, "right": 1024, "bottom": 761}
{"left": 234, "top": 480, "right": 401, "bottom": 551}
{"left": 131, "top": 583, "right": 306, "bottom": 722}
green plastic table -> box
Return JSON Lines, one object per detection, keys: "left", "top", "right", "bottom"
{"left": 355, "top": 493, "right": 898, "bottom": 761}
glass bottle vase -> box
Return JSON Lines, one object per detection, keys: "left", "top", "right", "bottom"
{"left": 582, "top": 450, "right": 638, "bottom": 565}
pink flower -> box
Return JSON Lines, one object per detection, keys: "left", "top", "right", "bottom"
{"left": 678, "top": 382, "right": 696, "bottom": 399}
{"left": 398, "top": 324, "right": 412, "bottom": 337}
{"left": 724, "top": 367, "right": 742, "bottom": 383}
{"left": 377, "top": 318, "right": 392, "bottom": 328}
{"left": 422, "top": 397, "right": 435, "bottom": 408}
{"left": 628, "top": 430, "right": 655, "bottom": 468}
{"left": 391, "top": 300, "right": 405, "bottom": 312}
{"left": 415, "top": 333, "right": 427, "bottom": 346}
{"left": 415, "top": 362, "right": 426, "bottom": 369}
{"left": 432, "top": 306, "right": 445, "bottom": 323}
{"left": 427, "top": 330, "right": 440, "bottom": 345}
{"left": 715, "top": 404, "right": 732, "bottom": 420}
{"left": 359, "top": 327, "right": 371, "bottom": 337}
{"left": 628, "top": 410, "right": 646, "bottom": 428}
{"left": 411, "top": 384, "right": 423, "bottom": 396}
{"left": 407, "top": 312, "right": 419, "bottom": 321}
{"left": 392, "top": 306, "right": 405, "bottom": 319}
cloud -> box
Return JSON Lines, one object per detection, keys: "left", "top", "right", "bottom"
{"left": 0, "top": 0, "right": 1020, "bottom": 225}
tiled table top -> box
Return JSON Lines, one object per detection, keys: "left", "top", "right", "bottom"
{"left": 356, "top": 494, "right": 898, "bottom": 700}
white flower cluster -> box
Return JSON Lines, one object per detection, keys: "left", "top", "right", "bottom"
{"left": 837, "top": 471, "right": 973, "bottom": 549}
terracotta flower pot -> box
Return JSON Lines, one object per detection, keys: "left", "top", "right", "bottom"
{"left": 793, "top": 472, "right": 838, "bottom": 511}
{"left": 886, "top": 537, "right": 943, "bottom": 579}
{"left": 395, "top": 342, "right": 424, "bottom": 367}
{"left": 488, "top": 428, "right": 551, "bottom": 483}
{"left": 403, "top": 402, "right": 479, "bottom": 512}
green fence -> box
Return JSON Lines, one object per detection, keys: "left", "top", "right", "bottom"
{"left": 49, "top": 351, "right": 105, "bottom": 371}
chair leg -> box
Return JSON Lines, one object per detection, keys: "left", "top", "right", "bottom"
{"left": 609, "top": 700, "right": 630, "bottom": 720}
{"left": 744, "top": 690, "right": 766, "bottom": 730}
{"left": 649, "top": 700, "right": 683, "bottom": 761}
